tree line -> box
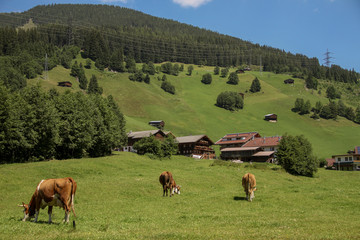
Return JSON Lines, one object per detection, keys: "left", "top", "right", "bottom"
{"left": 0, "top": 84, "right": 127, "bottom": 163}
{"left": 293, "top": 97, "right": 360, "bottom": 124}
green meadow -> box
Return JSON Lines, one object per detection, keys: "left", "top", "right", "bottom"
{"left": 30, "top": 56, "right": 360, "bottom": 159}
{"left": 0, "top": 153, "right": 359, "bottom": 239}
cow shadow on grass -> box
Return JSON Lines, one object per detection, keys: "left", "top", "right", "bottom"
{"left": 233, "top": 196, "right": 247, "bottom": 201}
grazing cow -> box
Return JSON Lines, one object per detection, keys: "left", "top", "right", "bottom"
{"left": 242, "top": 173, "right": 256, "bottom": 202}
{"left": 20, "top": 177, "right": 77, "bottom": 223}
{"left": 159, "top": 171, "right": 180, "bottom": 197}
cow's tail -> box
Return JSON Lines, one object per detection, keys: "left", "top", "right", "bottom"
{"left": 68, "top": 177, "right": 77, "bottom": 218}
{"left": 247, "top": 174, "right": 251, "bottom": 193}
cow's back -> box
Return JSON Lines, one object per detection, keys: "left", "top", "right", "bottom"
{"left": 242, "top": 173, "right": 256, "bottom": 191}
{"left": 159, "top": 171, "right": 171, "bottom": 186}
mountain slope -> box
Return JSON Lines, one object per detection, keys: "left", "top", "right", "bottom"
{"left": 30, "top": 55, "right": 360, "bottom": 160}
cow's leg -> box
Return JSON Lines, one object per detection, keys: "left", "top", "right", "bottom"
{"left": 163, "top": 185, "right": 166, "bottom": 197}
{"left": 48, "top": 206, "right": 53, "bottom": 224}
{"left": 64, "top": 210, "right": 70, "bottom": 223}
{"left": 170, "top": 186, "right": 173, "bottom": 197}
{"left": 34, "top": 210, "right": 39, "bottom": 223}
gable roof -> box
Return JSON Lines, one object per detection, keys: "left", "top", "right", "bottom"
{"left": 215, "top": 132, "right": 260, "bottom": 145}
{"left": 243, "top": 136, "right": 282, "bottom": 148}
{"left": 128, "top": 130, "right": 171, "bottom": 139}
{"left": 176, "top": 135, "right": 214, "bottom": 145}
{"left": 355, "top": 146, "right": 360, "bottom": 155}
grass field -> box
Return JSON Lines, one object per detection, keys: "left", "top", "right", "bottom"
{"left": 29, "top": 57, "right": 360, "bottom": 159}
{"left": 0, "top": 152, "right": 359, "bottom": 239}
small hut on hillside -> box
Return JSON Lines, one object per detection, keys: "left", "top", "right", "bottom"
{"left": 58, "top": 81, "right": 72, "bottom": 87}
{"left": 284, "top": 79, "right": 295, "bottom": 84}
{"left": 264, "top": 114, "right": 277, "bottom": 122}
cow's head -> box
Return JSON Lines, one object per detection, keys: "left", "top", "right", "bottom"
{"left": 174, "top": 185, "right": 181, "bottom": 195}
{"left": 248, "top": 187, "right": 256, "bottom": 202}
{"left": 19, "top": 202, "right": 34, "bottom": 221}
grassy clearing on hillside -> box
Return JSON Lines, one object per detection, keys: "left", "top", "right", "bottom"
{"left": 28, "top": 58, "right": 360, "bottom": 159}
{"left": 1, "top": 153, "right": 359, "bottom": 239}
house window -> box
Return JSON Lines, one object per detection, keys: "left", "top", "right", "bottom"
{"left": 345, "top": 157, "right": 348, "bottom": 161}
{"left": 270, "top": 147, "right": 275, "bottom": 151}
{"left": 337, "top": 158, "right": 341, "bottom": 162}
{"left": 349, "top": 157, "right": 353, "bottom": 161}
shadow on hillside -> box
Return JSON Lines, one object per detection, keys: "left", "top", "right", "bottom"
{"left": 233, "top": 196, "right": 246, "bottom": 201}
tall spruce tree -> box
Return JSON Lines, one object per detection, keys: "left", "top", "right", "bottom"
{"left": 87, "top": 74, "right": 103, "bottom": 95}
{"left": 250, "top": 77, "right": 261, "bottom": 93}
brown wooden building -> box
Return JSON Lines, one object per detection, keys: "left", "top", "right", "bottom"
{"left": 215, "top": 132, "right": 261, "bottom": 150}
{"left": 58, "top": 81, "right": 72, "bottom": 87}
{"left": 264, "top": 114, "right": 277, "bottom": 122}
{"left": 218, "top": 133, "right": 281, "bottom": 162}
{"left": 148, "top": 120, "right": 165, "bottom": 129}
{"left": 176, "top": 135, "right": 215, "bottom": 159}
{"left": 123, "top": 130, "right": 174, "bottom": 152}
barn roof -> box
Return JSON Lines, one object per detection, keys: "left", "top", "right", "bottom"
{"left": 355, "top": 146, "right": 360, "bottom": 154}
{"left": 127, "top": 130, "right": 174, "bottom": 139}
{"left": 215, "top": 132, "right": 260, "bottom": 145}
{"left": 252, "top": 151, "right": 275, "bottom": 157}
{"left": 176, "top": 135, "right": 214, "bottom": 145}
{"left": 220, "top": 147, "right": 260, "bottom": 152}
{"left": 243, "top": 136, "right": 282, "bottom": 148}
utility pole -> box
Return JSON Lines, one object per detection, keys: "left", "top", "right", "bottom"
{"left": 44, "top": 53, "right": 48, "bottom": 80}
{"left": 323, "top": 49, "right": 333, "bottom": 68}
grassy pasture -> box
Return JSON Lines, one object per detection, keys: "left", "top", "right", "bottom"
{"left": 0, "top": 153, "right": 359, "bottom": 239}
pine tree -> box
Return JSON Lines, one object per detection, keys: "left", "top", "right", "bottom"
{"left": 214, "top": 66, "right": 220, "bottom": 75}
{"left": 227, "top": 72, "right": 239, "bottom": 85}
{"left": 250, "top": 77, "right": 261, "bottom": 93}
{"left": 87, "top": 75, "right": 103, "bottom": 95}
{"left": 355, "top": 106, "right": 360, "bottom": 124}
{"left": 187, "top": 65, "right": 194, "bottom": 76}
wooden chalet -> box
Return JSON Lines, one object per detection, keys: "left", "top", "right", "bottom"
{"left": 264, "top": 114, "right": 277, "bottom": 122}
{"left": 218, "top": 133, "right": 281, "bottom": 162}
{"left": 176, "top": 135, "right": 215, "bottom": 159}
{"left": 215, "top": 132, "right": 261, "bottom": 150}
{"left": 236, "top": 69, "right": 245, "bottom": 74}
{"left": 123, "top": 130, "right": 174, "bottom": 152}
{"left": 149, "top": 120, "right": 165, "bottom": 129}
{"left": 58, "top": 81, "right": 72, "bottom": 87}
{"left": 284, "top": 79, "right": 295, "bottom": 84}
{"left": 332, "top": 146, "right": 360, "bottom": 171}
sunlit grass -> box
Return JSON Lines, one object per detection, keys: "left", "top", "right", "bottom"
{"left": 1, "top": 153, "right": 359, "bottom": 239}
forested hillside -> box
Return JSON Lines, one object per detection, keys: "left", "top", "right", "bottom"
{"left": 0, "top": 4, "right": 358, "bottom": 83}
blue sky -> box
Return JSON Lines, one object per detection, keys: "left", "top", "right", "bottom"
{"left": 1, "top": 0, "right": 359, "bottom": 72}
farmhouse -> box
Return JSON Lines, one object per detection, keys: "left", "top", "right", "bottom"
{"left": 58, "top": 81, "right": 72, "bottom": 87}
{"left": 264, "top": 113, "right": 277, "bottom": 122}
{"left": 331, "top": 146, "right": 360, "bottom": 171}
{"left": 123, "top": 130, "right": 174, "bottom": 152}
{"left": 284, "top": 79, "right": 294, "bottom": 84}
{"left": 236, "top": 69, "right": 245, "bottom": 74}
{"left": 217, "top": 133, "right": 281, "bottom": 162}
{"left": 149, "top": 120, "right": 165, "bottom": 129}
{"left": 176, "top": 135, "right": 215, "bottom": 159}
{"left": 215, "top": 132, "right": 261, "bottom": 150}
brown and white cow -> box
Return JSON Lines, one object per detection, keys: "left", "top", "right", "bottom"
{"left": 159, "top": 171, "right": 180, "bottom": 197}
{"left": 20, "top": 177, "right": 77, "bottom": 223}
{"left": 242, "top": 173, "right": 256, "bottom": 202}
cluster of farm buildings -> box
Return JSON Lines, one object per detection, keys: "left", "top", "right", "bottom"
{"left": 123, "top": 121, "right": 360, "bottom": 170}
{"left": 123, "top": 121, "right": 282, "bottom": 163}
